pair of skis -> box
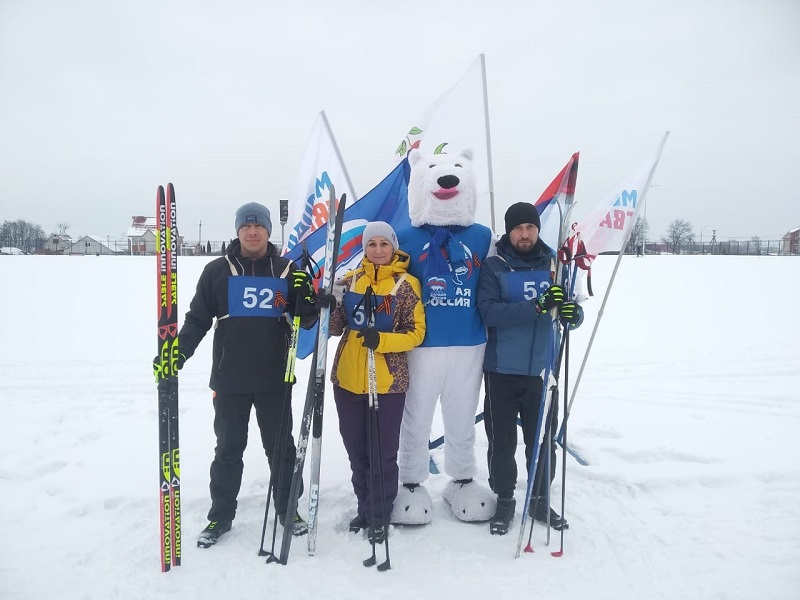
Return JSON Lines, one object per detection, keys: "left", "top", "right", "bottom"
{"left": 275, "top": 186, "right": 346, "bottom": 565}
{"left": 155, "top": 183, "right": 181, "bottom": 572}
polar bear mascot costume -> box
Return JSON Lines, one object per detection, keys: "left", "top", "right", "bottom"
{"left": 391, "top": 148, "right": 496, "bottom": 524}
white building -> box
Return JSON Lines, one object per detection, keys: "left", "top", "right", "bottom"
{"left": 45, "top": 233, "right": 73, "bottom": 255}
{"left": 127, "top": 216, "right": 182, "bottom": 255}
{"left": 68, "top": 236, "right": 117, "bottom": 255}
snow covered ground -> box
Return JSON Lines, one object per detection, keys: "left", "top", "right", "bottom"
{"left": 1, "top": 254, "right": 798, "bottom": 599}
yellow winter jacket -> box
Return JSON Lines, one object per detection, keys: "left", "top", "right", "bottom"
{"left": 329, "top": 251, "right": 425, "bottom": 394}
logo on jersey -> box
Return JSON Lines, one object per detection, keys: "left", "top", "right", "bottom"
{"left": 418, "top": 240, "right": 477, "bottom": 287}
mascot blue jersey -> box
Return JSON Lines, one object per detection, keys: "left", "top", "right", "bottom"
{"left": 398, "top": 224, "right": 492, "bottom": 347}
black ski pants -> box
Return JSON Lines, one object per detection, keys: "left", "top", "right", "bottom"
{"left": 483, "top": 371, "right": 558, "bottom": 500}
{"left": 333, "top": 385, "right": 405, "bottom": 525}
{"left": 207, "top": 389, "right": 302, "bottom": 522}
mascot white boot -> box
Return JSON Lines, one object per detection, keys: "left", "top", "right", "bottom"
{"left": 391, "top": 148, "right": 496, "bottom": 524}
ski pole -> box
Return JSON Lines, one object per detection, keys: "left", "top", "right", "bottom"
{"left": 362, "top": 345, "right": 378, "bottom": 568}
{"left": 552, "top": 325, "right": 570, "bottom": 558}
{"left": 260, "top": 244, "right": 310, "bottom": 560}
{"left": 362, "top": 346, "right": 391, "bottom": 571}
{"left": 523, "top": 382, "right": 560, "bottom": 552}
{"left": 358, "top": 283, "right": 391, "bottom": 571}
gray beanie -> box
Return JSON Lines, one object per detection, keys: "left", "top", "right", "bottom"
{"left": 362, "top": 221, "right": 398, "bottom": 253}
{"left": 235, "top": 202, "right": 272, "bottom": 234}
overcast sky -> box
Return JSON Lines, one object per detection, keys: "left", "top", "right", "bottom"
{"left": 1, "top": 0, "right": 798, "bottom": 244}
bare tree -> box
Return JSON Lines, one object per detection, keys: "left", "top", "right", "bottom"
{"left": 750, "top": 236, "right": 762, "bottom": 256}
{"left": 662, "top": 219, "right": 693, "bottom": 254}
{"left": 1, "top": 219, "right": 46, "bottom": 254}
{"left": 626, "top": 217, "right": 650, "bottom": 255}
{"left": 57, "top": 222, "right": 70, "bottom": 235}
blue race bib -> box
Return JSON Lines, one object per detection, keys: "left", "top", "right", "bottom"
{"left": 343, "top": 290, "right": 395, "bottom": 332}
{"left": 504, "top": 270, "right": 552, "bottom": 303}
{"left": 227, "top": 276, "right": 289, "bottom": 318}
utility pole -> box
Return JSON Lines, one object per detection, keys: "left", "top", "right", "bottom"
{"left": 701, "top": 225, "right": 712, "bottom": 255}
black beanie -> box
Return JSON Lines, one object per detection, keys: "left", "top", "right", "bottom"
{"left": 504, "top": 202, "right": 541, "bottom": 234}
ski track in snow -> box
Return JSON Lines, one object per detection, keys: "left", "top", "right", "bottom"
{"left": 1, "top": 255, "right": 799, "bottom": 599}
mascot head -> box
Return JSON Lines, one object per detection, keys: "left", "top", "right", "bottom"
{"left": 407, "top": 149, "right": 476, "bottom": 228}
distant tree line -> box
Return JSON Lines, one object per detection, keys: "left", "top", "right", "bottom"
{"left": 1, "top": 219, "right": 46, "bottom": 254}
{"left": 1, "top": 216, "right": 792, "bottom": 257}
{"left": 622, "top": 217, "right": 785, "bottom": 256}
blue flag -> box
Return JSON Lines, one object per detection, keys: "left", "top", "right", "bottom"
{"left": 286, "top": 158, "right": 412, "bottom": 359}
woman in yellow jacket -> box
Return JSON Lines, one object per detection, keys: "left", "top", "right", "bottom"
{"left": 323, "top": 221, "right": 425, "bottom": 544}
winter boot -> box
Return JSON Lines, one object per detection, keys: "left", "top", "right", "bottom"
{"left": 197, "top": 520, "right": 232, "bottom": 548}
{"left": 489, "top": 497, "right": 516, "bottom": 535}
{"left": 349, "top": 514, "right": 368, "bottom": 533}
{"left": 280, "top": 512, "right": 309, "bottom": 536}
{"left": 529, "top": 497, "right": 569, "bottom": 531}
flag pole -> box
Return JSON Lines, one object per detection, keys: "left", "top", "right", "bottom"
{"left": 320, "top": 111, "right": 359, "bottom": 203}
{"left": 564, "top": 131, "right": 670, "bottom": 418}
{"left": 479, "top": 54, "right": 497, "bottom": 232}
{"left": 564, "top": 247, "right": 624, "bottom": 417}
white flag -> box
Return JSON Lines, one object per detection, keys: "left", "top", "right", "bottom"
{"left": 283, "top": 111, "right": 357, "bottom": 254}
{"left": 570, "top": 132, "right": 669, "bottom": 257}
{"left": 392, "top": 54, "right": 495, "bottom": 229}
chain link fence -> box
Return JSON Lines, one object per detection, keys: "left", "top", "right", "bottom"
{"left": 634, "top": 239, "right": 796, "bottom": 256}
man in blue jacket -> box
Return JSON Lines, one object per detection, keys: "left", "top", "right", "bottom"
{"left": 477, "top": 202, "right": 583, "bottom": 535}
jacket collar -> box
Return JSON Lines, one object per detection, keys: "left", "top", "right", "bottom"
{"left": 361, "top": 250, "right": 411, "bottom": 283}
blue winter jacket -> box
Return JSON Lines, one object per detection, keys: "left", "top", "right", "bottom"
{"left": 478, "top": 235, "right": 576, "bottom": 377}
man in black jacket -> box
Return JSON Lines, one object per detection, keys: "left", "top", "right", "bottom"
{"left": 175, "top": 202, "right": 318, "bottom": 548}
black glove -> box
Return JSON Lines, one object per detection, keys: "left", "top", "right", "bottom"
{"left": 537, "top": 284, "right": 565, "bottom": 312}
{"left": 558, "top": 302, "right": 583, "bottom": 326}
{"left": 316, "top": 291, "right": 338, "bottom": 310}
{"left": 356, "top": 327, "right": 380, "bottom": 350}
{"left": 290, "top": 270, "right": 315, "bottom": 304}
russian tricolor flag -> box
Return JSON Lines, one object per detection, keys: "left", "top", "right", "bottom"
{"left": 534, "top": 152, "right": 580, "bottom": 250}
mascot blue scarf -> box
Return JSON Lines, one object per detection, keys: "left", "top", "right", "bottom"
{"left": 422, "top": 225, "right": 467, "bottom": 302}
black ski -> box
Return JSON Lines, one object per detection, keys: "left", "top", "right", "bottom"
{"left": 155, "top": 183, "right": 181, "bottom": 571}
{"left": 276, "top": 187, "right": 346, "bottom": 565}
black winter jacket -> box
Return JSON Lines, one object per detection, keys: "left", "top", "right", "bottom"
{"left": 178, "top": 239, "right": 317, "bottom": 393}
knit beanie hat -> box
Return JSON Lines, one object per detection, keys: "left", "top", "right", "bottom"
{"left": 362, "top": 221, "right": 398, "bottom": 253}
{"left": 235, "top": 202, "right": 272, "bottom": 235}
{"left": 504, "top": 202, "right": 541, "bottom": 234}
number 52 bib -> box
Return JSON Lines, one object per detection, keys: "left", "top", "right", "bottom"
{"left": 227, "top": 276, "right": 289, "bottom": 318}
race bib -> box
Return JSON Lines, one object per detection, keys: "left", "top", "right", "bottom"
{"left": 343, "top": 290, "right": 395, "bottom": 332}
{"left": 505, "top": 270, "right": 552, "bottom": 303}
{"left": 227, "top": 276, "right": 289, "bottom": 318}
